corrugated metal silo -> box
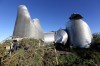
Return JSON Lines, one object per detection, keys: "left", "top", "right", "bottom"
{"left": 55, "top": 29, "right": 68, "bottom": 45}
{"left": 13, "top": 5, "right": 44, "bottom": 40}
{"left": 44, "top": 32, "right": 55, "bottom": 44}
{"left": 66, "top": 13, "right": 93, "bottom": 48}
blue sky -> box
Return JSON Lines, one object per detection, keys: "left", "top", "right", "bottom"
{"left": 0, "top": 0, "right": 100, "bottom": 41}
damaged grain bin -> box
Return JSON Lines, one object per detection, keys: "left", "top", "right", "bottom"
{"left": 44, "top": 32, "right": 55, "bottom": 44}
{"left": 13, "top": 5, "right": 44, "bottom": 40}
{"left": 66, "top": 13, "right": 93, "bottom": 48}
{"left": 55, "top": 29, "right": 68, "bottom": 45}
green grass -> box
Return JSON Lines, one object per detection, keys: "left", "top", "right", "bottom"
{"left": 0, "top": 35, "right": 100, "bottom": 66}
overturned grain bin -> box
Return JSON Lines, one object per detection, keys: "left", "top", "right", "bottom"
{"left": 66, "top": 13, "right": 93, "bottom": 48}
{"left": 55, "top": 29, "right": 68, "bottom": 45}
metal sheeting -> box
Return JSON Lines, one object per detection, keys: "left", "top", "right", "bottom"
{"left": 13, "top": 7, "right": 92, "bottom": 48}
{"left": 44, "top": 32, "right": 55, "bottom": 44}
{"left": 13, "top": 5, "right": 44, "bottom": 40}
{"left": 66, "top": 19, "right": 93, "bottom": 48}
{"left": 13, "top": 5, "right": 31, "bottom": 38}
{"left": 32, "top": 18, "right": 44, "bottom": 39}
{"left": 55, "top": 29, "right": 68, "bottom": 45}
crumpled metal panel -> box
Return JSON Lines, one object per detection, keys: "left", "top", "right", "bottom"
{"left": 13, "top": 5, "right": 44, "bottom": 40}
{"left": 66, "top": 19, "right": 92, "bottom": 48}
{"left": 55, "top": 29, "right": 68, "bottom": 45}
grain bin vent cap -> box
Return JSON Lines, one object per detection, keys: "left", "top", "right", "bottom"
{"left": 69, "top": 13, "right": 83, "bottom": 20}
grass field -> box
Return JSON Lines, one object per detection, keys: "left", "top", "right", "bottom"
{"left": 0, "top": 34, "right": 100, "bottom": 66}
